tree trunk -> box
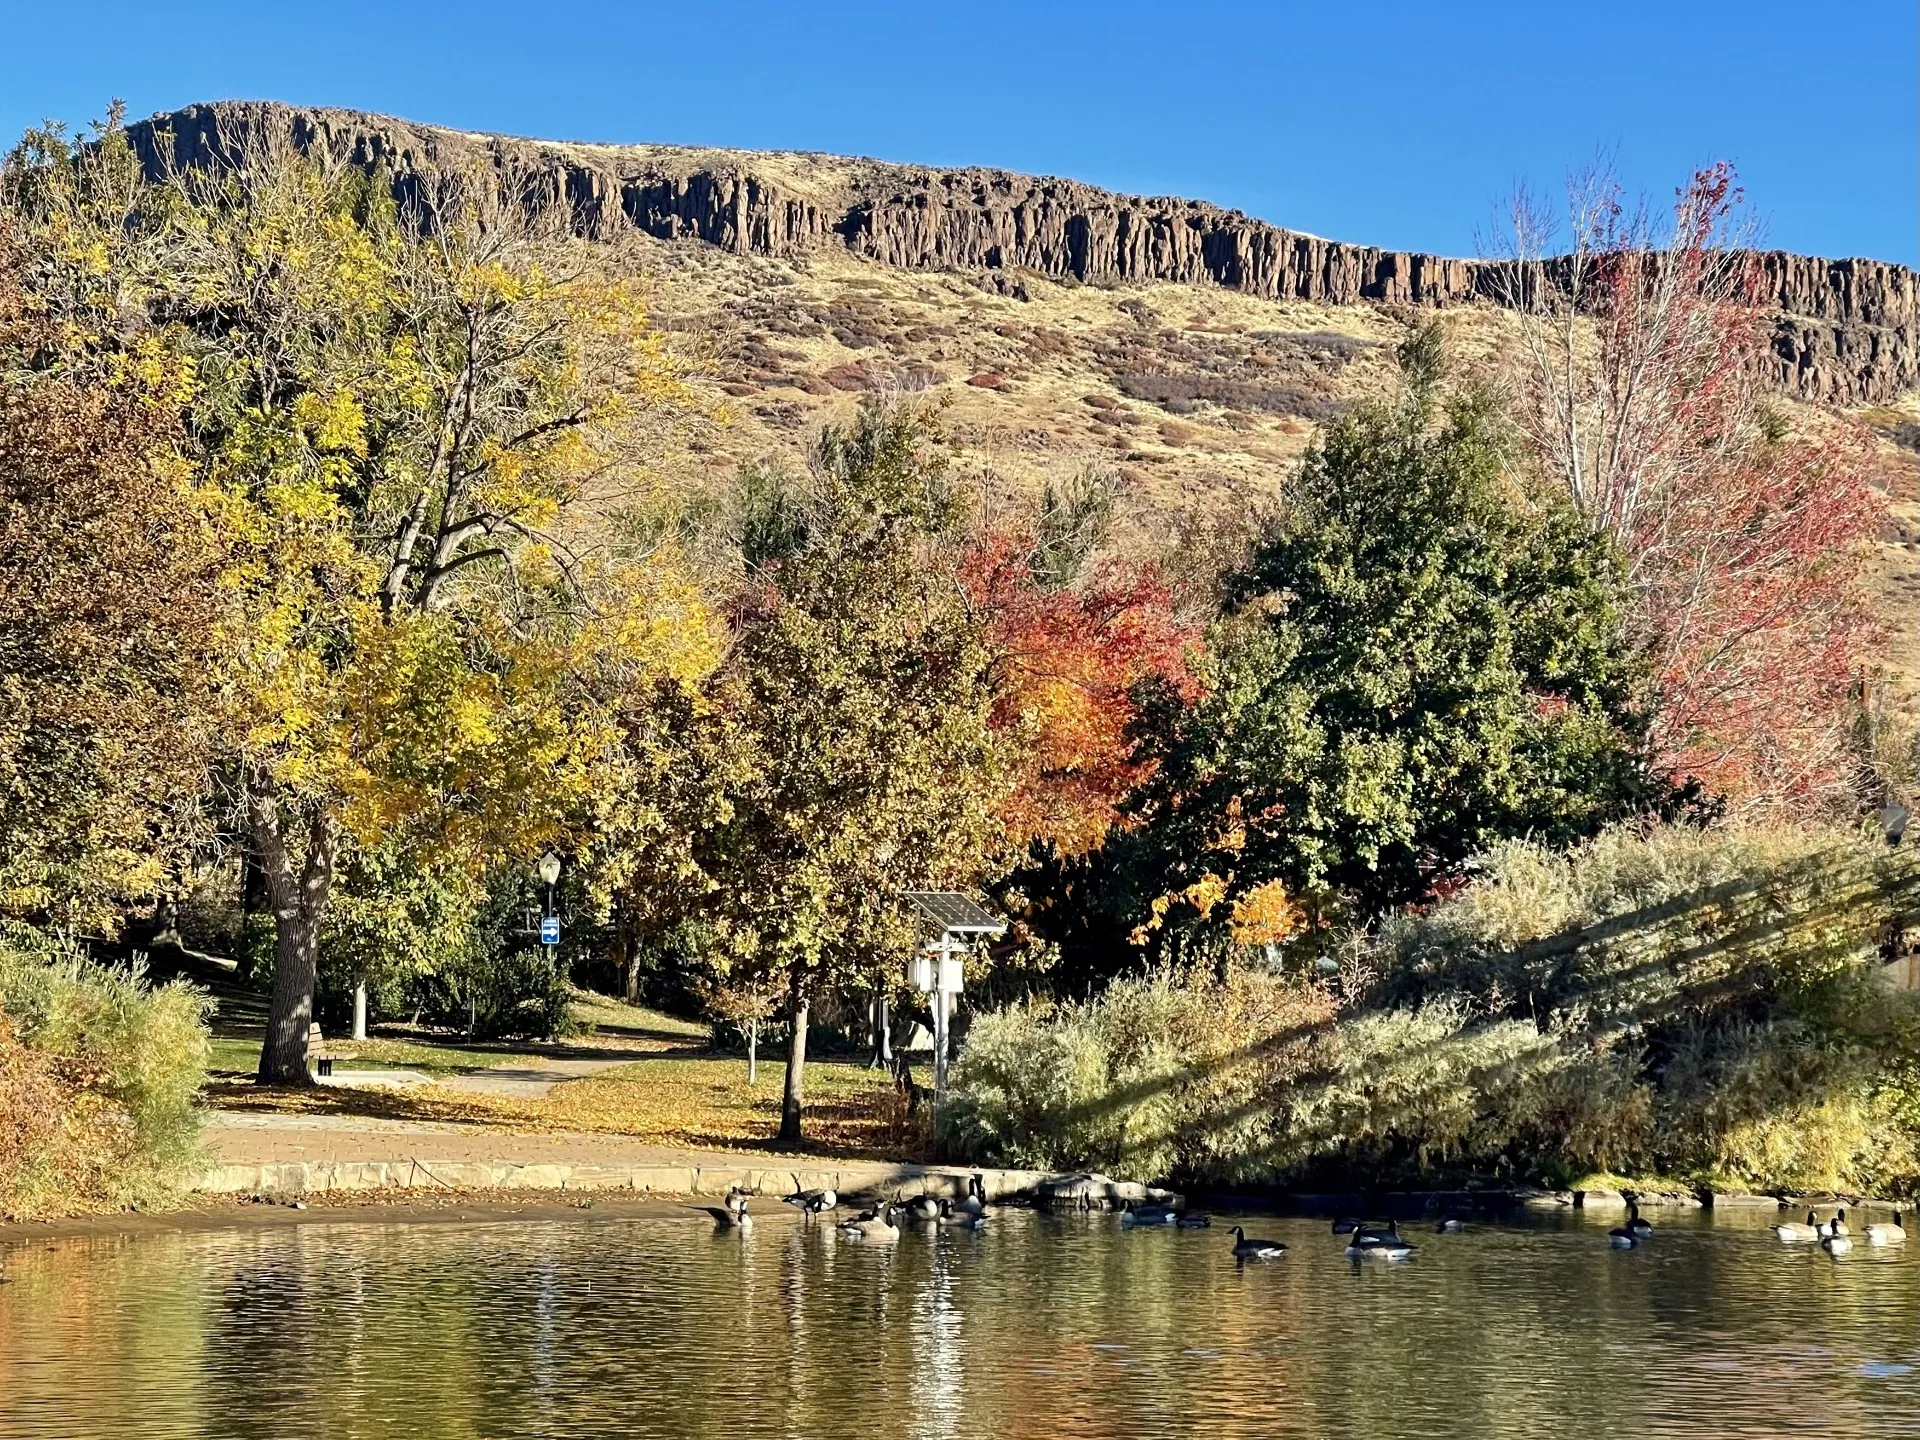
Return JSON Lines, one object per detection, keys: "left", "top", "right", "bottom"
{"left": 747, "top": 1018, "right": 758, "bottom": 1085}
{"left": 251, "top": 784, "right": 337, "bottom": 1087}
{"left": 352, "top": 981, "right": 368, "bottom": 1042}
{"left": 618, "top": 911, "right": 642, "bottom": 1005}
{"left": 778, "top": 977, "right": 809, "bottom": 1144}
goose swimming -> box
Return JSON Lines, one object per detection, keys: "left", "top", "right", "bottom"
{"left": 1774, "top": 1209, "right": 1820, "bottom": 1243}
{"left": 837, "top": 1202, "right": 901, "bottom": 1242}
{"left": 1864, "top": 1212, "right": 1906, "bottom": 1246}
{"left": 1229, "top": 1226, "right": 1288, "bottom": 1260}
{"left": 1346, "top": 1220, "right": 1414, "bottom": 1259}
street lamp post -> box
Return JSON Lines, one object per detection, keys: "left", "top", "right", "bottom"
{"left": 900, "top": 892, "right": 1006, "bottom": 1106}
{"left": 537, "top": 853, "right": 563, "bottom": 969}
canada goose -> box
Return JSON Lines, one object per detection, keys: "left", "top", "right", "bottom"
{"left": 904, "top": 1193, "right": 944, "bottom": 1223}
{"left": 710, "top": 1198, "right": 752, "bottom": 1233}
{"left": 1229, "top": 1226, "right": 1287, "bottom": 1260}
{"left": 1816, "top": 1208, "right": 1850, "bottom": 1239}
{"left": 837, "top": 1202, "right": 901, "bottom": 1242}
{"left": 784, "top": 1181, "right": 837, "bottom": 1215}
{"left": 723, "top": 1187, "right": 751, "bottom": 1217}
{"left": 1608, "top": 1224, "right": 1638, "bottom": 1248}
{"left": 1346, "top": 1220, "right": 1415, "bottom": 1259}
{"left": 1864, "top": 1212, "right": 1906, "bottom": 1245}
{"left": 1121, "top": 1200, "right": 1177, "bottom": 1227}
{"left": 1774, "top": 1209, "right": 1821, "bottom": 1242}
{"left": 1331, "top": 1218, "right": 1364, "bottom": 1235}
{"left": 957, "top": 1175, "right": 988, "bottom": 1216}
{"left": 1624, "top": 1200, "right": 1653, "bottom": 1240}
{"left": 937, "top": 1198, "right": 986, "bottom": 1230}
{"left": 1176, "top": 1212, "right": 1213, "bottom": 1228}
{"left": 1821, "top": 1230, "right": 1852, "bottom": 1256}
{"left": 1434, "top": 1213, "right": 1468, "bottom": 1233}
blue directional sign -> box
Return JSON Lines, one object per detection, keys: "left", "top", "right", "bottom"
{"left": 539, "top": 916, "right": 560, "bottom": 945}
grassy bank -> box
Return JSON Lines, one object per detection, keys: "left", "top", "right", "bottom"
{"left": 206, "top": 990, "right": 916, "bottom": 1160}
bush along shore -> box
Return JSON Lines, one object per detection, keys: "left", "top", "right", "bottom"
{"left": 941, "top": 824, "right": 1920, "bottom": 1202}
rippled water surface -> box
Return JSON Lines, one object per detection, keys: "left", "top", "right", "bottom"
{"left": 2, "top": 1206, "right": 1916, "bottom": 1439}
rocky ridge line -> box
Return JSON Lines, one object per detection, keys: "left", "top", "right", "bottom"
{"left": 125, "top": 102, "right": 1916, "bottom": 406}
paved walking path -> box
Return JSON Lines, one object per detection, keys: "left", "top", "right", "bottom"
{"left": 434, "top": 1054, "right": 635, "bottom": 1099}
{"left": 198, "top": 1111, "right": 1054, "bottom": 1203}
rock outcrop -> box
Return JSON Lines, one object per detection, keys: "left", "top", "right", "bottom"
{"left": 124, "top": 102, "right": 1917, "bottom": 406}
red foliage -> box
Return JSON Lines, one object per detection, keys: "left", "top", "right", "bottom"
{"left": 1503, "top": 163, "right": 1887, "bottom": 813}
{"left": 962, "top": 530, "right": 1198, "bottom": 855}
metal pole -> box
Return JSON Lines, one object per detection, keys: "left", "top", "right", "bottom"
{"left": 545, "top": 880, "right": 557, "bottom": 971}
{"left": 934, "top": 933, "right": 955, "bottom": 1101}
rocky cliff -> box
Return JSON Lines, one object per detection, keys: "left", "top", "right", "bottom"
{"left": 125, "top": 102, "right": 1917, "bottom": 406}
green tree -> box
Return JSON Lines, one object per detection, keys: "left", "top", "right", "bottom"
{"left": 696, "top": 403, "right": 1008, "bottom": 1142}
{"left": 1121, "top": 324, "right": 1660, "bottom": 942}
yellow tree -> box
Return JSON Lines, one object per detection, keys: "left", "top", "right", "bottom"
{"left": 3, "top": 116, "right": 709, "bottom": 1081}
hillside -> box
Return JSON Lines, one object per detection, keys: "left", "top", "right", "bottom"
{"left": 122, "top": 101, "right": 1920, "bottom": 678}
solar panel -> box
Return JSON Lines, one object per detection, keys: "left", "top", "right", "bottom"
{"left": 901, "top": 891, "right": 1007, "bottom": 935}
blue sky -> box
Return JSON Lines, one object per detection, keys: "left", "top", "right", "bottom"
{"left": 3, "top": 1, "right": 1913, "bottom": 264}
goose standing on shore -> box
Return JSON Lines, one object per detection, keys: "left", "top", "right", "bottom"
{"left": 784, "top": 1182, "right": 837, "bottom": 1216}
{"left": 1864, "top": 1212, "right": 1906, "bottom": 1245}
{"left": 1229, "top": 1226, "right": 1288, "bottom": 1260}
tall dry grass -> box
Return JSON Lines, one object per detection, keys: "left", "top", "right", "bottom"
{"left": 945, "top": 823, "right": 1920, "bottom": 1194}
{"left": 0, "top": 927, "right": 210, "bottom": 1217}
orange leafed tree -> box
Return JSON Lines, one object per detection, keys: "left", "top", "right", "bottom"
{"left": 962, "top": 478, "right": 1198, "bottom": 856}
{"left": 1493, "top": 163, "right": 1886, "bottom": 812}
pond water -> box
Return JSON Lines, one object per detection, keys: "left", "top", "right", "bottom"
{"left": 2, "top": 1205, "right": 1915, "bottom": 1439}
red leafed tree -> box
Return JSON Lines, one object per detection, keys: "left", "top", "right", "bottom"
{"left": 1491, "top": 163, "right": 1886, "bottom": 813}
{"left": 962, "top": 474, "right": 1198, "bottom": 855}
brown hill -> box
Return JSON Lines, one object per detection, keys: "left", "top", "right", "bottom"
{"left": 120, "top": 101, "right": 1920, "bottom": 682}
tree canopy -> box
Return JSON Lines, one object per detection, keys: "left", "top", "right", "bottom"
{"left": 1113, "top": 327, "right": 1662, "bottom": 947}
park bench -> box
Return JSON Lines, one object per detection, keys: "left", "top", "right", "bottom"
{"left": 306, "top": 1023, "right": 359, "bottom": 1078}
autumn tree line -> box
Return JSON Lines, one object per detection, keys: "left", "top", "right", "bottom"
{"left": 2, "top": 118, "right": 1912, "bottom": 1194}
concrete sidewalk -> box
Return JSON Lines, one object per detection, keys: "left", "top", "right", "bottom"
{"left": 199, "top": 1111, "right": 1047, "bottom": 1203}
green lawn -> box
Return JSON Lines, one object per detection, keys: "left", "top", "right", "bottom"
{"left": 206, "top": 1033, "right": 526, "bottom": 1078}
{"left": 204, "top": 990, "right": 712, "bottom": 1079}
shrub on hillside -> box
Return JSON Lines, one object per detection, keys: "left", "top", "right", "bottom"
{"left": 0, "top": 928, "right": 210, "bottom": 1217}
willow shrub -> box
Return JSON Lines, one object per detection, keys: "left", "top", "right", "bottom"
{"left": 946, "top": 824, "right": 1920, "bottom": 1194}
{"left": 939, "top": 972, "right": 1336, "bottom": 1183}
{"left": 0, "top": 928, "right": 211, "bottom": 1217}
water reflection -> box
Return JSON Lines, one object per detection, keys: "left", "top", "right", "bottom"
{"left": 1, "top": 1208, "right": 1915, "bottom": 1439}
